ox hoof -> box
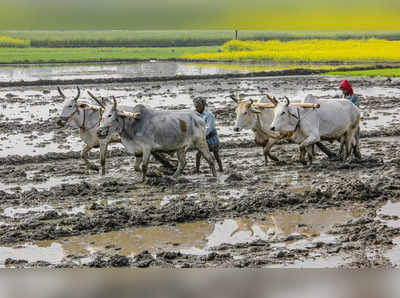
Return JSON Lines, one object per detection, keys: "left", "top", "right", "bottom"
{"left": 89, "top": 165, "right": 99, "bottom": 171}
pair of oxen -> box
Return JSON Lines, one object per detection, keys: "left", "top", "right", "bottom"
{"left": 231, "top": 93, "right": 361, "bottom": 165}
{"left": 57, "top": 87, "right": 216, "bottom": 181}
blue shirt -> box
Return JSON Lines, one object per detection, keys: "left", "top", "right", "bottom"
{"left": 345, "top": 94, "right": 360, "bottom": 107}
{"left": 200, "top": 107, "right": 217, "bottom": 138}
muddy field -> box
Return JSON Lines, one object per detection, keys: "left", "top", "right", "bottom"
{"left": 0, "top": 73, "right": 399, "bottom": 268}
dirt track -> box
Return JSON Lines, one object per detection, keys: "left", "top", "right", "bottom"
{"left": 0, "top": 74, "right": 399, "bottom": 268}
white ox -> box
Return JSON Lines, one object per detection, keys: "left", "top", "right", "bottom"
{"left": 231, "top": 95, "right": 336, "bottom": 165}
{"left": 269, "top": 95, "right": 361, "bottom": 164}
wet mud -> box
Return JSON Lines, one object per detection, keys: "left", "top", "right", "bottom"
{"left": 0, "top": 74, "right": 400, "bottom": 268}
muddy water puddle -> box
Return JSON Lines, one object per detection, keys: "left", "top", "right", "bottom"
{"left": 377, "top": 200, "right": 400, "bottom": 229}
{"left": 376, "top": 200, "right": 400, "bottom": 267}
{"left": 0, "top": 173, "right": 83, "bottom": 193}
{"left": 361, "top": 109, "right": 400, "bottom": 131}
{"left": 266, "top": 254, "right": 347, "bottom": 268}
{"left": 2, "top": 203, "right": 89, "bottom": 219}
{"left": 0, "top": 206, "right": 365, "bottom": 267}
{"left": 0, "top": 132, "right": 82, "bottom": 157}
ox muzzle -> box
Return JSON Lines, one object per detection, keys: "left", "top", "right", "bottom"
{"left": 57, "top": 117, "right": 68, "bottom": 127}
{"left": 97, "top": 127, "right": 110, "bottom": 139}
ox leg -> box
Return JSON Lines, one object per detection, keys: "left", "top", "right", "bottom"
{"left": 195, "top": 151, "right": 201, "bottom": 173}
{"left": 82, "top": 144, "right": 99, "bottom": 171}
{"left": 306, "top": 145, "right": 314, "bottom": 165}
{"left": 173, "top": 149, "right": 187, "bottom": 178}
{"left": 316, "top": 142, "right": 336, "bottom": 159}
{"left": 339, "top": 135, "right": 345, "bottom": 160}
{"left": 299, "top": 147, "right": 307, "bottom": 165}
{"left": 300, "top": 135, "right": 319, "bottom": 165}
{"left": 264, "top": 138, "right": 279, "bottom": 164}
{"left": 134, "top": 153, "right": 142, "bottom": 172}
{"left": 99, "top": 142, "right": 108, "bottom": 176}
{"left": 196, "top": 144, "right": 217, "bottom": 177}
{"left": 213, "top": 150, "right": 224, "bottom": 172}
{"left": 141, "top": 150, "right": 151, "bottom": 182}
{"left": 152, "top": 152, "right": 178, "bottom": 170}
{"left": 353, "top": 128, "right": 362, "bottom": 159}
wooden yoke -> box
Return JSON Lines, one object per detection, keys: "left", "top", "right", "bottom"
{"left": 251, "top": 102, "right": 320, "bottom": 109}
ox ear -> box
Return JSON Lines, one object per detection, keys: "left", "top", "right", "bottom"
{"left": 266, "top": 94, "right": 278, "bottom": 106}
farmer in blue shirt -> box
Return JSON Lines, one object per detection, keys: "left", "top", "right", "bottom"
{"left": 193, "top": 97, "right": 223, "bottom": 172}
{"left": 339, "top": 80, "right": 360, "bottom": 107}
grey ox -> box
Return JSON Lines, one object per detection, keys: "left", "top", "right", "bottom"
{"left": 57, "top": 87, "right": 175, "bottom": 174}
{"left": 231, "top": 95, "right": 336, "bottom": 165}
{"left": 97, "top": 98, "right": 217, "bottom": 181}
{"left": 269, "top": 95, "right": 361, "bottom": 164}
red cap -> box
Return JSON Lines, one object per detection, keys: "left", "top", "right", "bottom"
{"left": 339, "top": 80, "right": 354, "bottom": 96}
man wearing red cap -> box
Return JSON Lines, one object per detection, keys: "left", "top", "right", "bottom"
{"left": 339, "top": 80, "right": 360, "bottom": 107}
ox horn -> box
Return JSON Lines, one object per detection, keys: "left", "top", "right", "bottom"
{"left": 57, "top": 87, "right": 66, "bottom": 99}
{"left": 248, "top": 99, "right": 254, "bottom": 105}
{"left": 73, "top": 86, "right": 81, "bottom": 101}
{"left": 284, "top": 96, "right": 290, "bottom": 106}
{"left": 87, "top": 91, "right": 106, "bottom": 109}
{"left": 112, "top": 96, "right": 117, "bottom": 109}
{"left": 266, "top": 94, "right": 278, "bottom": 106}
{"left": 229, "top": 94, "right": 238, "bottom": 103}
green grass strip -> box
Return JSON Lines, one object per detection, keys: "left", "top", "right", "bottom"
{"left": 325, "top": 68, "right": 400, "bottom": 77}
{"left": 0, "top": 46, "right": 219, "bottom": 63}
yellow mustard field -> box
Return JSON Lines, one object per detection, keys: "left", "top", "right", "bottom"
{"left": 0, "top": 36, "right": 29, "bottom": 48}
{"left": 184, "top": 39, "right": 400, "bottom": 62}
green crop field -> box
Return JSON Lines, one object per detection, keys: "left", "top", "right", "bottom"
{"left": 0, "top": 46, "right": 219, "bottom": 64}
{"left": 1, "top": 30, "right": 400, "bottom": 48}
{"left": 325, "top": 68, "right": 400, "bottom": 77}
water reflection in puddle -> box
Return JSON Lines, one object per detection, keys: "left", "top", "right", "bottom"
{"left": 0, "top": 175, "right": 83, "bottom": 194}
{"left": 267, "top": 254, "right": 346, "bottom": 268}
{"left": 0, "top": 243, "right": 64, "bottom": 267}
{"left": 385, "top": 237, "right": 400, "bottom": 268}
{"left": 377, "top": 200, "right": 400, "bottom": 267}
{"left": 0, "top": 132, "right": 82, "bottom": 158}
{"left": 3, "top": 205, "right": 55, "bottom": 218}
{"left": 3, "top": 203, "right": 88, "bottom": 218}
{"left": 0, "top": 206, "right": 365, "bottom": 266}
{"left": 377, "top": 200, "right": 400, "bottom": 228}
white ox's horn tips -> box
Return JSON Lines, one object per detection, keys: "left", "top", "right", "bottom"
{"left": 87, "top": 91, "right": 106, "bottom": 109}
{"left": 74, "top": 86, "right": 81, "bottom": 101}
{"left": 229, "top": 95, "right": 238, "bottom": 103}
{"left": 57, "top": 87, "right": 66, "bottom": 98}
{"left": 112, "top": 96, "right": 117, "bottom": 109}
{"left": 266, "top": 94, "right": 278, "bottom": 106}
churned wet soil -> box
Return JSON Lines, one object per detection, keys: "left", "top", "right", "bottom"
{"left": 0, "top": 73, "right": 399, "bottom": 268}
